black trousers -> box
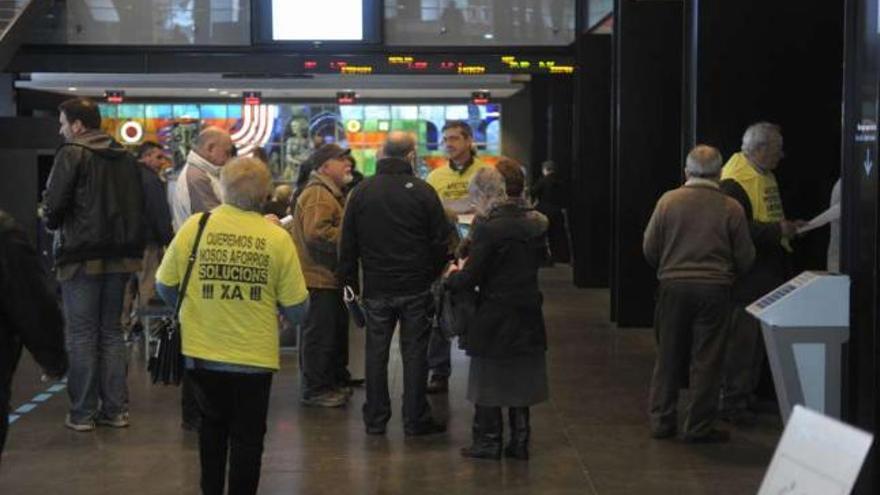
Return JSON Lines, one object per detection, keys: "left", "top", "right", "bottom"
{"left": 299, "top": 288, "right": 349, "bottom": 398}
{"left": 0, "top": 370, "right": 10, "bottom": 458}
{"left": 648, "top": 282, "right": 730, "bottom": 437}
{"left": 720, "top": 305, "right": 765, "bottom": 412}
{"left": 362, "top": 290, "right": 433, "bottom": 430}
{"left": 182, "top": 372, "right": 201, "bottom": 427}
{"left": 0, "top": 343, "right": 21, "bottom": 458}
{"left": 188, "top": 369, "right": 273, "bottom": 495}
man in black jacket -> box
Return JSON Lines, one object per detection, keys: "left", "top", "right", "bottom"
{"left": 338, "top": 132, "right": 450, "bottom": 436}
{"left": 0, "top": 210, "right": 67, "bottom": 457}
{"left": 43, "top": 98, "right": 144, "bottom": 432}
{"left": 135, "top": 141, "right": 174, "bottom": 307}
{"left": 121, "top": 142, "right": 175, "bottom": 339}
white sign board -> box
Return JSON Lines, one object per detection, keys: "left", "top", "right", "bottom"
{"left": 272, "top": 1, "right": 364, "bottom": 41}
{"left": 758, "top": 405, "right": 873, "bottom": 495}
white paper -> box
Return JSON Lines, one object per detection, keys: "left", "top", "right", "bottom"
{"left": 797, "top": 204, "right": 841, "bottom": 235}
{"left": 758, "top": 405, "right": 873, "bottom": 495}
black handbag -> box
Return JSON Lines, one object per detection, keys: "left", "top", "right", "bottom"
{"left": 148, "top": 212, "right": 211, "bottom": 385}
{"left": 343, "top": 285, "right": 366, "bottom": 328}
{"left": 437, "top": 282, "right": 477, "bottom": 341}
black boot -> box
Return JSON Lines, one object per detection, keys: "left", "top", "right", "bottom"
{"left": 505, "top": 407, "right": 530, "bottom": 460}
{"left": 460, "top": 406, "right": 502, "bottom": 460}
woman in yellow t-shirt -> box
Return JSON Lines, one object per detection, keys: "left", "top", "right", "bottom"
{"left": 156, "top": 157, "right": 309, "bottom": 495}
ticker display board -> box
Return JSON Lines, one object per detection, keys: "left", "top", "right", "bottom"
{"left": 249, "top": 54, "right": 576, "bottom": 75}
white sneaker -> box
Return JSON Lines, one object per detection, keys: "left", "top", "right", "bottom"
{"left": 96, "top": 413, "right": 130, "bottom": 428}
{"left": 65, "top": 414, "right": 96, "bottom": 432}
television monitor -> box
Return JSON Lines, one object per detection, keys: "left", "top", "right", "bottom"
{"left": 254, "top": 0, "right": 382, "bottom": 44}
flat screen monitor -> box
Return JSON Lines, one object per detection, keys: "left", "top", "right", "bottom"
{"left": 254, "top": 0, "right": 382, "bottom": 44}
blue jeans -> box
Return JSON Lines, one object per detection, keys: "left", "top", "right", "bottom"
{"left": 61, "top": 271, "right": 130, "bottom": 422}
{"left": 362, "top": 291, "right": 433, "bottom": 431}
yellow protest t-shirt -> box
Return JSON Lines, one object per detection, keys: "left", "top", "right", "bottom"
{"left": 426, "top": 158, "right": 490, "bottom": 201}
{"left": 722, "top": 152, "right": 790, "bottom": 251}
{"left": 156, "top": 204, "right": 309, "bottom": 370}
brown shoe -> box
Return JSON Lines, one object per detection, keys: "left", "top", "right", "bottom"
{"left": 682, "top": 429, "right": 730, "bottom": 444}
{"left": 301, "top": 390, "right": 348, "bottom": 408}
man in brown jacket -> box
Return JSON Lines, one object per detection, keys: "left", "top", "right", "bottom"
{"left": 643, "top": 145, "right": 755, "bottom": 444}
{"left": 292, "top": 144, "right": 354, "bottom": 407}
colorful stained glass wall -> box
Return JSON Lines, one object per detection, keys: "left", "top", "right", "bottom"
{"left": 99, "top": 103, "right": 502, "bottom": 181}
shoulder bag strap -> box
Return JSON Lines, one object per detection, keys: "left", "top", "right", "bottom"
{"left": 175, "top": 212, "right": 211, "bottom": 315}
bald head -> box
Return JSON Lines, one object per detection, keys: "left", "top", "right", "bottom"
{"left": 273, "top": 184, "right": 293, "bottom": 202}
{"left": 382, "top": 131, "right": 416, "bottom": 160}
{"left": 194, "top": 126, "right": 233, "bottom": 167}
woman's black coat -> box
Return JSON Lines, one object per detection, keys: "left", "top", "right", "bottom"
{"left": 445, "top": 201, "right": 549, "bottom": 359}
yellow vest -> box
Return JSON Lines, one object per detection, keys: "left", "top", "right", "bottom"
{"left": 426, "top": 157, "right": 490, "bottom": 201}
{"left": 156, "top": 205, "right": 309, "bottom": 370}
{"left": 721, "top": 152, "right": 790, "bottom": 251}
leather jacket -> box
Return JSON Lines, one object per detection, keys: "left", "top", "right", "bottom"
{"left": 43, "top": 131, "right": 145, "bottom": 266}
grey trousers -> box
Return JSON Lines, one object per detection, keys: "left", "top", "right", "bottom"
{"left": 720, "top": 305, "right": 764, "bottom": 412}
{"left": 648, "top": 282, "right": 730, "bottom": 437}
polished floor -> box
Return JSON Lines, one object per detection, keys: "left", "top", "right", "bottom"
{"left": 1, "top": 266, "right": 781, "bottom": 494}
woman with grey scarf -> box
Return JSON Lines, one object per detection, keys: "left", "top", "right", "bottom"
{"left": 444, "top": 161, "right": 550, "bottom": 461}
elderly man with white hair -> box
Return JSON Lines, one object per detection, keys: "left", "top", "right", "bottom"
{"left": 643, "top": 145, "right": 755, "bottom": 444}
{"left": 718, "top": 123, "right": 804, "bottom": 426}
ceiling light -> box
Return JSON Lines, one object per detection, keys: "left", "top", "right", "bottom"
{"left": 219, "top": 90, "right": 229, "bottom": 95}
{"left": 229, "top": 93, "right": 240, "bottom": 97}
{"left": 483, "top": 33, "right": 494, "bottom": 40}
{"left": 208, "top": 88, "right": 218, "bottom": 92}
{"left": 67, "top": 87, "right": 77, "bottom": 91}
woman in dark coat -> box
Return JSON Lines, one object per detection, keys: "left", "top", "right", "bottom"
{"left": 445, "top": 164, "right": 549, "bottom": 461}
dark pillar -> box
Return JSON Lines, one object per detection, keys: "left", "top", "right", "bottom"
{"left": 571, "top": 33, "right": 612, "bottom": 287}
{"left": 689, "top": 0, "right": 844, "bottom": 273}
{"left": 611, "top": 0, "right": 684, "bottom": 326}
{"left": 842, "top": 0, "right": 880, "bottom": 492}
{"left": 548, "top": 76, "right": 575, "bottom": 194}
{"left": 530, "top": 76, "right": 550, "bottom": 179}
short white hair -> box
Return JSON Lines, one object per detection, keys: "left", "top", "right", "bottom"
{"left": 742, "top": 122, "right": 782, "bottom": 154}
{"left": 220, "top": 157, "right": 272, "bottom": 212}
{"left": 684, "top": 145, "right": 723, "bottom": 178}
{"left": 468, "top": 167, "right": 507, "bottom": 215}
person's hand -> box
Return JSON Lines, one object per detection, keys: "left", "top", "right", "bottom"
{"left": 458, "top": 257, "right": 468, "bottom": 269}
{"left": 444, "top": 262, "right": 460, "bottom": 278}
{"left": 264, "top": 214, "right": 281, "bottom": 227}
{"left": 780, "top": 220, "right": 799, "bottom": 238}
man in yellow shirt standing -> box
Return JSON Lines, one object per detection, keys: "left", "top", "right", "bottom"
{"left": 718, "top": 123, "right": 804, "bottom": 426}
{"left": 156, "top": 157, "right": 309, "bottom": 495}
{"left": 425, "top": 121, "right": 489, "bottom": 393}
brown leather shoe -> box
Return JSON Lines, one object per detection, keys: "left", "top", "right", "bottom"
{"left": 682, "top": 429, "right": 730, "bottom": 444}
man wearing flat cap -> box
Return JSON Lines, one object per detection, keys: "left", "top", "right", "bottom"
{"left": 291, "top": 143, "right": 355, "bottom": 408}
